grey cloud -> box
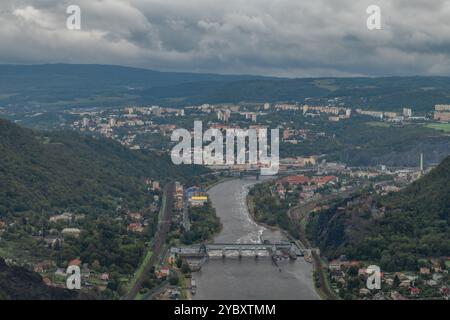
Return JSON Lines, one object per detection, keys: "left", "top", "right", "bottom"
{"left": 0, "top": 0, "right": 450, "bottom": 77}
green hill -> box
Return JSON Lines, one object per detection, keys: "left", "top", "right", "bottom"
{"left": 0, "top": 118, "right": 205, "bottom": 216}
{"left": 307, "top": 156, "right": 450, "bottom": 271}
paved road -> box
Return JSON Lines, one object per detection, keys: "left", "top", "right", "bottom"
{"left": 126, "top": 181, "right": 174, "bottom": 300}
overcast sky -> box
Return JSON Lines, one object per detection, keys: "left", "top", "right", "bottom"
{"left": 1, "top": 0, "right": 450, "bottom": 77}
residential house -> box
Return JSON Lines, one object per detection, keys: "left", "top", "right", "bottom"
{"left": 420, "top": 267, "right": 431, "bottom": 275}
{"left": 155, "top": 266, "right": 171, "bottom": 279}
{"left": 424, "top": 279, "right": 438, "bottom": 286}
{"left": 399, "top": 280, "right": 411, "bottom": 288}
{"left": 328, "top": 260, "right": 341, "bottom": 271}
{"left": 55, "top": 268, "right": 66, "bottom": 277}
{"left": 34, "top": 260, "right": 53, "bottom": 273}
{"left": 359, "top": 288, "right": 370, "bottom": 296}
{"left": 49, "top": 212, "right": 74, "bottom": 223}
{"left": 128, "top": 223, "right": 144, "bottom": 233}
{"left": 410, "top": 287, "right": 421, "bottom": 297}
{"left": 44, "top": 236, "right": 62, "bottom": 248}
{"left": 68, "top": 259, "right": 81, "bottom": 267}
{"left": 128, "top": 212, "right": 143, "bottom": 221}
{"left": 391, "top": 291, "right": 408, "bottom": 300}
{"left": 62, "top": 228, "right": 81, "bottom": 238}
{"left": 100, "top": 273, "right": 110, "bottom": 281}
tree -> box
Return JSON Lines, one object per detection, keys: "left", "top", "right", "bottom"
{"left": 393, "top": 275, "right": 401, "bottom": 288}
{"left": 169, "top": 274, "right": 179, "bottom": 286}
{"left": 181, "top": 261, "right": 191, "bottom": 274}
{"left": 176, "top": 257, "right": 183, "bottom": 269}
{"left": 107, "top": 279, "right": 118, "bottom": 291}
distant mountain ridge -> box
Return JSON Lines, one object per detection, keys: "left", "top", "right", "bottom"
{"left": 1, "top": 64, "right": 450, "bottom": 111}
{"left": 0, "top": 63, "right": 276, "bottom": 111}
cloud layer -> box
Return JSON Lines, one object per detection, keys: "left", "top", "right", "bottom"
{"left": 1, "top": 0, "right": 450, "bottom": 77}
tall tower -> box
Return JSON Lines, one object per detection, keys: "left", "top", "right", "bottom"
{"left": 420, "top": 153, "right": 424, "bottom": 175}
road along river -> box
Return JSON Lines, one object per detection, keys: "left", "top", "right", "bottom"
{"left": 192, "top": 178, "right": 320, "bottom": 300}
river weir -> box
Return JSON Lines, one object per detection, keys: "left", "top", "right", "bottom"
{"left": 192, "top": 178, "right": 319, "bottom": 300}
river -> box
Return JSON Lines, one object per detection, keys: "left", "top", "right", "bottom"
{"left": 192, "top": 178, "right": 320, "bottom": 300}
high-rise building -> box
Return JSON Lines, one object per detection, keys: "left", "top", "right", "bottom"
{"left": 435, "top": 104, "right": 450, "bottom": 111}
{"left": 434, "top": 112, "right": 450, "bottom": 122}
{"left": 82, "top": 118, "right": 90, "bottom": 127}
{"left": 109, "top": 118, "right": 116, "bottom": 127}
{"left": 403, "top": 108, "right": 412, "bottom": 118}
{"left": 434, "top": 104, "right": 450, "bottom": 122}
{"left": 152, "top": 107, "right": 162, "bottom": 117}
{"left": 218, "top": 109, "right": 231, "bottom": 122}
{"left": 224, "top": 110, "right": 231, "bottom": 122}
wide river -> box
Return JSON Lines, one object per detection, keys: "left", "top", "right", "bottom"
{"left": 192, "top": 178, "right": 319, "bottom": 300}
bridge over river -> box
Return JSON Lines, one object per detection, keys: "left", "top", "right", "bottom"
{"left": 170, "top": 241, "right": 310, "bottom": 259}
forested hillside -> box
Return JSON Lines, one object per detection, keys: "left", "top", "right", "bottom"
{"left": 0, "top": 119, "right": 205, "bottom": 217}
{"left": 307, "top": 156, "right": 450, "bottom": 271}
{"left": 0, "top": 119, "right": 208, "bottom": 296}
{"left": 0, "top": 258, "right": 83, "bottom": 300}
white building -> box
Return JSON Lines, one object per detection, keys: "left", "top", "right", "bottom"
{"left": 403, "top": 108, "right": 412, "bottom": 118}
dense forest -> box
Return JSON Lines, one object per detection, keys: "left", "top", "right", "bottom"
{"left": 307, "top": 156, "right": 450, "bottom": 271}
{"left": 0, "top": 119, "right": 206, "bottom": 217}
{"left": 181, "top": 202, "right": 222, "bottom": 245}
{"left": 248, "top": 183, "right": 298, "bottom": 238}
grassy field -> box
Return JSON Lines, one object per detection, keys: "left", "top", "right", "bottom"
{"left": 313, "top": 79, "right": 339, "bottom": 92}
{"left": 425, "top": 123, "right": 450, "bottom": 133}
{"left": 126, "top": 248, "right": 153, "bottom": 297}
{"left": 366, "top": 121, "right": 390, "bottom": 128}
